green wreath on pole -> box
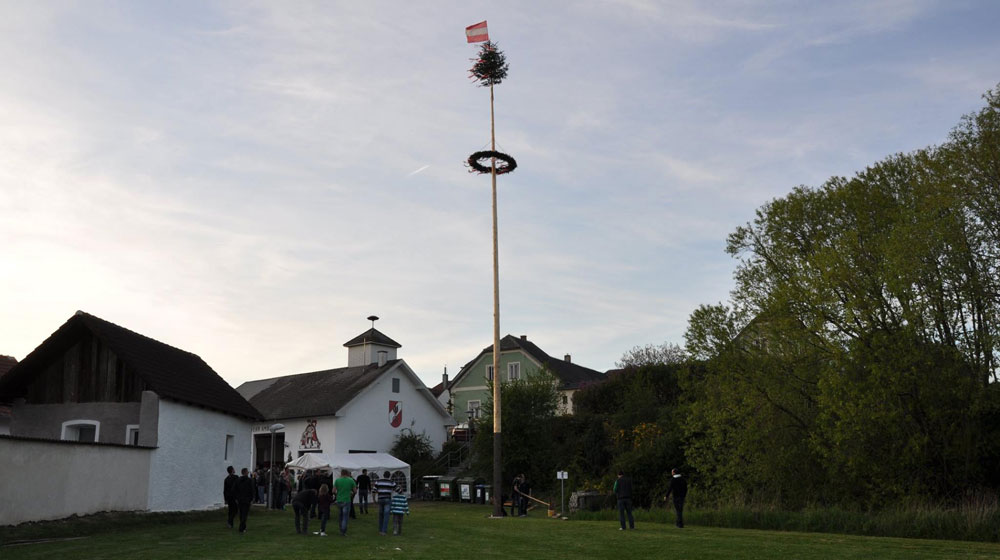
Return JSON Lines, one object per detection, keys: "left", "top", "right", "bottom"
{"left": 467, "top": 150, "right": 518, "bottom": 175}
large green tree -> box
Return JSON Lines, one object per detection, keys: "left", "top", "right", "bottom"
{"left": 683, "top": 84, "right": 1000, "bottom": 507}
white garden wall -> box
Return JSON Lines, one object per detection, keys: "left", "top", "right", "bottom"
{"left": 0, "top": 436, "right": 152, "bottom": 526}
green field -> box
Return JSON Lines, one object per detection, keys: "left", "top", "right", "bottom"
{"left": 2, "top": 502, "right": 998, "bottom": 559}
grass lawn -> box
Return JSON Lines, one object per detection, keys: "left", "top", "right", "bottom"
{"left": 2, "top": 502, "right": 998, "bottom": 559}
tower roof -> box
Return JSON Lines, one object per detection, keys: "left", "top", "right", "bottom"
{"left": 342, "top": 328, "right": 401, "bottom": 349}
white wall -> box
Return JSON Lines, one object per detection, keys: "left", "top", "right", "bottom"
{"left": 335, "top": 364, "right": 449, "bottom": 453}
{"left": 0, "top": 437, "right": 152, "bottom": 526}
{"left": 146, "top": 399, "right": 253, "bottom": 512}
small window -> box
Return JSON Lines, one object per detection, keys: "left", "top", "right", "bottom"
{"left": 468, "top": 400, "right": 481, "bottom": 419}
{"left": 508, "top": 362, "right": 521, "bottom": 381}
{"left": 562, "top": 395, "right": 568, "bottom": 405}
{"left": 225, "top": 434, "right": 235, "bottom": 460}
{"left": 126, "top": 424, "right": 140, "bottom": 446}
{"left": 61, "top": 420, "right": 100, "bottom": 442}
{"left": 392, "top": 378, "right": 400, "bottom": 393}
{"left": 391, "top": 470, "right": 408, "bottom": 493}
{"left": 486, "top": 365, "right": 494, "bottom": 381}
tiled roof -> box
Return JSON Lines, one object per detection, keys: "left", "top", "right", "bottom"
{"left": 343, "top": 328, "right": 401, "bottom": 349}
{"left": 0, "top": 311, "right": 261, "bottom": 420}
{"left": 452, "top": 335, "right": 606, "bottom": 391}
{"left": 0, "top": 355, "right": 17, "bottom": 379}
{"left": 429, "top": 381, "right": 444, "bottom": 397}
{"left": 238, "top": 361, "right": 398, "bottom": 420}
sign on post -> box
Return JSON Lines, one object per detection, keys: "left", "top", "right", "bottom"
{"left": 556, "top": 471, "right": 568, "bottom": 515}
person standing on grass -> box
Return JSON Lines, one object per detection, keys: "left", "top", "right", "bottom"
{"left": 333, "top": 468, "right": 357, "bottom": 536}
{"left": 374, "top": 471, "right": 395, "bottom": 535}
{"left": 613, "top": 470, "right": 635, "bottom": 530}
{"left": 357, "top": 469, "right": 372, "bottom": 514}
{"left": 224, "top": 466, "right": 239, "bottom": 529}
{"left": 305, "top": 469, "right": 322, "bottom": 518}
{"left": 316, "top": 483, "right": 333, "bottom": 536}
{"left": 293, "top": 487, "right": 318, "bottom": 535}
{"left": 664, "top": 468, "right": 688, "bottom": 528}
{"left": 390, "top": 484, "right": 409, "bottom": 536}
{"left": 517, "top": 474, "right": 531, "bottom": 517}
{"left": 511, "top": 474, "right": 522, "bottom": 517}
{"left": 235, "top": 468, "right": 255, "bottom": 534}
{"left": 255, "top": 468, "right": 267, "bottom": 504}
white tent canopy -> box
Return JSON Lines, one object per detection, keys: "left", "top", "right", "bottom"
{"left": 285, "top": 453, "right": 412, "bottom": 494}
{"left": 285, "top": 452, "right": 332, "bottom": 471}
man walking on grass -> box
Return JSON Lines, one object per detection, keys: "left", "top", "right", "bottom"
{"left": 664, "top": 468, "right": 687, "bottom": 528}
{"left": 614, "top": 470, "right": 635, "bottom": 530}
{"left": 357, "top": 469, "right": 372, "bottom": 514}
{"left": 234, "top": 468, "right": 255, "bottom": 534}
{"left": 374, "top": 472, "right": 395, "bottom": 535}
{"left": 224, "top": 466, "right": 239, "bottom": 529}
{"left": 333, "top": 468, "right": 357, "bottom": 536}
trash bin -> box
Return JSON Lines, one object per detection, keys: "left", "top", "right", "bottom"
{"left": 421, "top": 476, "right": 441, "bottom": 501}
{"left": 457, "top": 478, "right": 475, "bottom": 502}
{"left": 438, "top": 477, "right": 455, "bottom": 500}
{"left": 474, "top": 481, "right": 489, "bottom": 504}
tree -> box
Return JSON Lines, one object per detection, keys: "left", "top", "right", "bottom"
{"left": 471, "top": 369, "right": 560, "bottom": 495}
{"left": 616, "top": 342, "right": 688, "bottom": 368}
{"left": 573, "top": 363, "right": 688, "bottom": 507}
{"left": 681, "top": 84, "right": 1000, "bottom": 506}
{"left": 391, "top": 429, "right": 436, "bottom": 489}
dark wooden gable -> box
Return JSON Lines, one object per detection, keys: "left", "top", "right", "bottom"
{"left": 25, "top": 331, "right": 147, "bottom": 405}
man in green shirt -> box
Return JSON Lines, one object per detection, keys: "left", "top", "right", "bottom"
{"left": 333, "top": 468, "right": 357, "bottom": 536}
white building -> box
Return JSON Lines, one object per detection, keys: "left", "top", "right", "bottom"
{"left": 236, "top": 326, "right": 454, "bottom": 479}
{"left": 0, "top": 311, "right": 260, "bottom": 525}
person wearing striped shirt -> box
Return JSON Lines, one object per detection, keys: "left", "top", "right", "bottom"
{"left": 374, "top": 472, "right": 395, "bottom": 536}
{"left": 390, "top": 486, "right": 409, "bottom": 536}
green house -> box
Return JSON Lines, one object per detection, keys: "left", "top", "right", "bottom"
{"left": 446, "top": 334, "right": 606, "bottom": 423}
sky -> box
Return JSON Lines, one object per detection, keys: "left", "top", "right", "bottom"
{"left": 2, "top": 1, "right": 999, "bottom": 390}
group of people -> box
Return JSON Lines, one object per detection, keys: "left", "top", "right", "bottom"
{"left": 244, "top": 467, "right": 295, "bottom": 509}
{"left": 614, "top": 468, "right": 687, "bottom": 531}
{"left": 223, "top": 466, "right": 409, "bottom": 537}
{"left": 222, "top": 466, "right": 256, "bottom": 533}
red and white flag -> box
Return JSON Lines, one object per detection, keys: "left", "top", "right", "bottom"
{"left": 466, "top": 20, "right": 489, "bottom": 43}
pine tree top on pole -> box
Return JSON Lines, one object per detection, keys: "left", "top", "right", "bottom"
{"left": 469, "top": 41, "right": 509, "bottom": 87}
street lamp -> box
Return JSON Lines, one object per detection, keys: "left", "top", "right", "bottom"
{"left": 267, "top": 423, "right": 285, "bottom": 509}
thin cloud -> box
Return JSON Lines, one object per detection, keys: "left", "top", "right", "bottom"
{"left": 408, "top": 164, "right": 430, "bottom": 177}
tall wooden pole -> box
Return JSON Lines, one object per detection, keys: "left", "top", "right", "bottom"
{"left": 490, "top": 81, "right": 503, "bottom": 518}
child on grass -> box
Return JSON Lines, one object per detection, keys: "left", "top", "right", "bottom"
{"left": 316, "top": 484, "right": 333, "bottom": 536}
{"left": 390, "top": 485, "right": 409, "bottom": 536}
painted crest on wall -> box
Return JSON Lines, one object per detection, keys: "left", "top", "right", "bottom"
{"left": 389, "top": 401, "right": 402, "bottom": 428}
{"left": 300, "top": 419, "right": 321, "bottom": 449}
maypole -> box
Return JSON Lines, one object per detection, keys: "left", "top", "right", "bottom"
{"left": 465, "top": 20, "right": 516, "bottom": 519}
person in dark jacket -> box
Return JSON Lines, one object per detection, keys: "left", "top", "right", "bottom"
{"left": 305, "top": 470, "right": 322, "bottom": 518}
{"left": 293, "top": 488, "right": 319, "bottom": 535}
{"left": 224, "top": 466, "right": 239, "bottom": 529}
{"left": 613, "top": 470, "right": 635, "bottom": 530}
{"left": 356, "top": 469, "right": 372, "bottom": 513}
{"left": 517, "top": 474, "right": 531, "bottom": 517}
{"left": 664, "top": 468, "right": 688, "bottom": 528}
{"left": 234, "top": 468, "right": 255, "bottom": 534}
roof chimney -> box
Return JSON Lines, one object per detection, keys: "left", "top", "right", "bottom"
{"left": 564, "top": 354, "right": 571, "bottom": 363}
{"left": 520, "top": 335, "right": 527, "bottom": 341}
{"left": 443, "top": 368, "right": 449, "bottom": 389}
